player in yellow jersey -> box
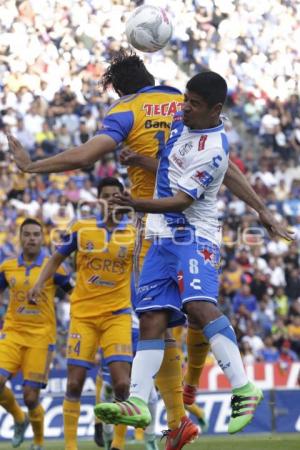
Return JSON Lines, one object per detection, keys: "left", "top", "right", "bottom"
{"left": 28, "top": 178, "right": 139, "bottom": 450}
{"left": 8, "top": 50, "right": 292, "bottom": 449}
{"left": 0, "top": 218, "right": 71, "bottom": 450}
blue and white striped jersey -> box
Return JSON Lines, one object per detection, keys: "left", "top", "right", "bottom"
{"left": 145, "top": 112, "right": 229, "bottom": 246}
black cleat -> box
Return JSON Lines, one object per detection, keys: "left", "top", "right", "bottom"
{"left": 94, "top": 422, "right": 104, "bottom": 447}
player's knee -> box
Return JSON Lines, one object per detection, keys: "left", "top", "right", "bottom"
{"left": 113, "top": 380, "right": 130, "bottom": 401}
{"left": 186, "top": 300, "right": 221, "bottom": 328}
{"left": 139, "top": 311, "right": 169, "bottom": 339}
{"left": 23, "top": 390, "right": 39, "bottom": 410}
{"left": 66, "top": 378, "right": 83, "bottom": 398}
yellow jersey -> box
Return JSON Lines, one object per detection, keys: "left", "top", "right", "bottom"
{"left": 0, "top": 251, "right": 70, "bottom": 348}
{"left": 99, "top": 85, "right": 183, "bottom": 199}
{"left": 56, "top": 216, "right": 135, "bottom": 319}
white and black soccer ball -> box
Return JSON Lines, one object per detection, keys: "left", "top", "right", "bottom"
{"left": 125, "top": 5, "right": 173, "bottom": 53}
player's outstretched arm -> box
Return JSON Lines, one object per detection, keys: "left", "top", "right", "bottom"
{"left": 7, "top": 134, "right": 116, "bottom": 173}
{"left": 224, "top": 160, "right": 294, "bottom": 241}
{"left": 112, "top": 190, "right": 193, "bottom": 213}
{"left": 28, "top": 251, "right": 67, "bottom": 303}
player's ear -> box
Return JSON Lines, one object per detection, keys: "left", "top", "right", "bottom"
{"left": 211, "top": 102, "right": 223, "bottom": 119}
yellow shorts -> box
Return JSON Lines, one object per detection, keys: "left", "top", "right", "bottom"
{"left": 0, "top": 333, "right": 54, "bottom": 388}
{"left": 67, "top": 310, "right": 132, "bottom": 369}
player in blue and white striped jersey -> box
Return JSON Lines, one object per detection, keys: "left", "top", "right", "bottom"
{"left": 95, "top": 71, "right": 263, "bottom": 445}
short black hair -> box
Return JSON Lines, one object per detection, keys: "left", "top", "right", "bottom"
{"left": 101, "top": 48, "right": 155, "bottom": 95}
{"left": 97, "top": 177, "right": 124, "bottom": 197}
{"left": 186, "top": 71, "right": 227, "bottom": 107}
{"left": 20, "top": 218, "right": 43, "bottom": 234}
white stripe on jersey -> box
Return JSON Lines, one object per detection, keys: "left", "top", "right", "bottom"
{"left": 145, "top": 113, "right": 229, "bottom": 246}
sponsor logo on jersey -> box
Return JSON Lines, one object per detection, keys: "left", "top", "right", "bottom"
{"left": 178, "top": 141, "right": 193, "bottom": 156}
{"left": 144, "top": 120, "right": 170, "bottom": 129}
{"left": 16, "top": 306, "right": 40, "bottom": 315}
{"left": 198, "top": 135, "right": 208, "bottom": 151}
{"left": 87, "top": 275, "right": 116, "bottom": 287}
{"left": 171, "top": 154, "right": 184, "bottom": 168}
{"left": 192, "top": 170, "right": 214, "bottom": 187}
{"left": 143, "top": 101, "right": 183, "bottom": 117}
{"left": 210, "top": 155, "right": 223, "bottom": 169}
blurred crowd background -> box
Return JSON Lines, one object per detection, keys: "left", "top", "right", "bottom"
{"left": 0, "top": 0, "right": 300, "bottom": 370}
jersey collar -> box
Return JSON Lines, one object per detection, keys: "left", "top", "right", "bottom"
{"left": 18, "top": 249, "right": 46, "bottom": 268}
{"left": 137, "top": 85, "right": 182, "bottom": 94}
{"left": 96, "top": 214, "right": 129, "bottom": 231}
{"left": 188, "top": 121, "right": 224, "bottom": 134}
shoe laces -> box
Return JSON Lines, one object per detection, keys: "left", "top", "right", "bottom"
{"left": 160, "top": 429, "right": 171, "bottom": 441}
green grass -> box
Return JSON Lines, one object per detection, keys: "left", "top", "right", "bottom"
{"left": 0, "top": 435, "right": 299, "bottom": 450}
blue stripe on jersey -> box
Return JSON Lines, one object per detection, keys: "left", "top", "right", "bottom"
{"left": 221, "top": 133, "right": 229, "bottom": 154}
{"left": 98, "top": 111, "right": 134, "bottom": 144}
{"left": 56, "top": 232, "right": 78, "bottom": 256}
{"left": 138, "top": 85, "right": 182, "bottom": 95}
{"left": 0, "top": 271, "right": 8, "bottom": 290}
{"left": 54, "top": 272, "right": 71, "bottom": 288}
{"left": 156, "top": 115, "right": 189, "bottom": 227}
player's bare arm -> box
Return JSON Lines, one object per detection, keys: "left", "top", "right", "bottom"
{"left": 28, "top": 251, "right": 67, "bottom": 303}
{"left": 119, "top": 148, "right": 158, "bottom": 173}
{"left": 112, "top": 190, "right": 193, "bottom": 213}
{"left": 224, "top": 160, "right": 294, "bottom": 241}
{"left": 7, "top": 134, "right": 116, "bottom": 173}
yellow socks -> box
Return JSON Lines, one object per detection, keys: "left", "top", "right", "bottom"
{"left": 95, "top": 373, "right": 103, "bottom": 425}
{"left": 112, "top": 424, "right": 127, "bottom": 449}
{"left": 28, "top": 404, "right": 44, "bottom": 446}
{"left": 185, "top": 328, "right": 209, "bottom": 387}
{"left": 135, "top": 428, "right": 144, "bottom": 441}
{"left": 63, "top": 398, "right": 80, "bottom": 450}
{"left": 155, "top": 339, "right": 185, "bottom": 430}
{"left": 0, "top": 386, "right": 25, "bottom": 423}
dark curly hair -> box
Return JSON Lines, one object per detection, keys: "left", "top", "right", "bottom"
{"left": 101, "top": 48, "right": 155, "bottom": 96}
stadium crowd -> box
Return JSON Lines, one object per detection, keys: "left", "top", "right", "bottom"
{"left": 0, "top": 0, "right": 300, "bottom": 370}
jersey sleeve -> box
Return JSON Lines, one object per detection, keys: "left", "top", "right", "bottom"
{"left": 0, "top": 264, "right": 8, "bottom": 290}
{"left": 56, "top": 230, "right": 78, "bottom": 256}
{"left": 54, "top": 264, "right": 72, "bottom": 289}
{"left": 98, "top": 104, "right": 134, "bottom": 144}
{"left": 177, "top": 149, "right": 227, "bottom": 200}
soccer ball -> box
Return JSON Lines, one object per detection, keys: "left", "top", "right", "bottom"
{"left": 125, "top": 5, "right": 173, "bottom": 53}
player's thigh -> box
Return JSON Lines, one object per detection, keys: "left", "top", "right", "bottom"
{"left": 67, "top": 317, "right": 99, "bottom": 369}
{"left": 100, "top": 313, "right": 132, "bottom": 365}
{"left": 137, "top": 242, "right": 185, "bottom": 329}
{"left": 22, "top": 344, "right": 55, "bottom": 389}
{"left": 175, "top": 238, "right": 221, "bottom": 308}
{"left": 0, "top": 335, "right": 23, "bottom": 378}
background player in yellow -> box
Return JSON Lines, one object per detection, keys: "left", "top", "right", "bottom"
{"left": 0, "top": 218, "right": 72, "bottom": 450}
{"left": 8, "top": 49, "right": 292, "bottom": 446}
{"left": 29, "top": 178, "right": 137, "bottom": 450}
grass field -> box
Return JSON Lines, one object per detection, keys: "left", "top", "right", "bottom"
{"left": 0, "top": 435, "right": 299, "bottom": 450}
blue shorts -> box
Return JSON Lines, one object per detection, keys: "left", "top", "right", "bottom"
{"left": 136, "top": 237, "right": 220, "bottom": 328}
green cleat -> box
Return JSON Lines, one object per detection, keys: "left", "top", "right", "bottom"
{"left": 228, "top": 382, "right": 263, "bottom": 434}
{"left": 12, "top": 415, "right": 29, "bottom": 448}
{"left": 94, "top": 397, "right": 151, "bottom": 428}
